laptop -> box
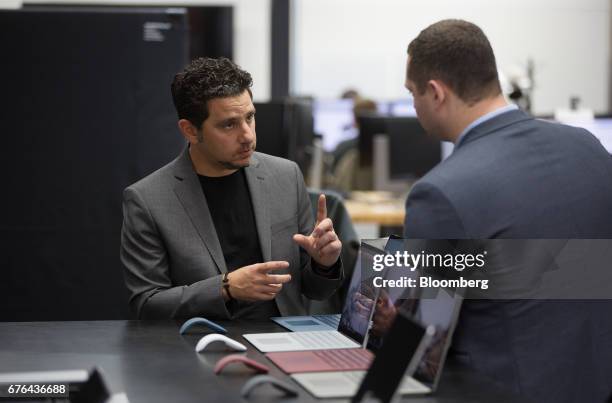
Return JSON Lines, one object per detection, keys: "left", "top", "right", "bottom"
{"left": 291, "top": 276, "right": 463, "bottom": 398}
{"left": 264, "top": 240, "right": 403, "bottom": 372}
{"left": 243, "top": 241, "right": 385, "bottom": 353}
{"left": 270, "top": 314, "right": 340, "bottom": 332}
{"left": 290, "top": 309, "right": 436, "bottom": 399}
{"left": 270, "top": 238, "right": 389, "bottom": 333}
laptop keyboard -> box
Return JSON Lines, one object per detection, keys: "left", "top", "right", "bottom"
{"left": 314, "top": 314, "right": 341, "bottom": 328}
{"left": 312, "top": 349, "right": 373, "bottom": 369}
{"left": 343, "top": 371, "right": 366, "bottom": 382}
{"left": 292, "top": 331, "right": 352, "bottom": 348}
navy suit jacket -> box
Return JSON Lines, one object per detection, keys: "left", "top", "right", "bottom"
{"left": 404, "top": 109, "right": 612, "bottom": 403}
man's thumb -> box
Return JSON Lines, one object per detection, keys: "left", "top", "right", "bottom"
{"left": 293, "top": 234, "right": 310, "bottom": 248}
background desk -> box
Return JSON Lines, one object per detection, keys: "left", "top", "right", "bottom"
{"left": 345, "top": 191, "right": 406, "bottom": 238}
{"left": 0, "top": 320, "right": 528, "bottom": 403}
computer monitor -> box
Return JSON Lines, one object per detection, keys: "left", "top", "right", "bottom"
{"left": 313, "top": 99, "right": 392, "bottom": 153}
{"left": 388, "top": 99, "right": 417, "bottom": 117}
{"left": 313, "top": 99, "right": 355, "bottom": 152}
{"left": 359, "top": 115, "right": 441, "bottom": 179}
{"left": 287, "top": 97, "right": 315, "bottom": 173}
{"left": 357, "top": 114, "right": 389, "bottom": 167}
{"left": 254, "top": 98, "right": 315, "bottom": 173}
{"left": 253, "top": 101, "right": 290, "bottom": 159}
{"left": 386, "top": 117, "right": 441, "bottom": 180}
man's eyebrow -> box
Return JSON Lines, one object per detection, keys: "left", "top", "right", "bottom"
{"left": 217, "top": 117, "right": 237, "bottom": 126}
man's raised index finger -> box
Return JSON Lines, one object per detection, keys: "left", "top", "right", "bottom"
{"left": 316, "top": 194, "right": 327, "bottom": 224}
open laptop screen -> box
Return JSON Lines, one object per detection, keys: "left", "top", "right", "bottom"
{"left": 410, "top": 287, "right": 462, "bottom": 388}
{"left": 368, "top": 237, "right": 463, "bottom": 389}
{"left": 337, "top": 242, "right": 385, "bottom": 347}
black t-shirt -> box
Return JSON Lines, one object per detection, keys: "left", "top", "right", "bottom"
{"left": 198, "top": 169, "right": 280, "bottom": 319}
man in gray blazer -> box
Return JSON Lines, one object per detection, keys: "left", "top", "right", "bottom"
{"left": 402, "top": 20, "right": 612, "bottom": 403}
{"left": 121, "top": 58, "right": 343, "bottom": 321}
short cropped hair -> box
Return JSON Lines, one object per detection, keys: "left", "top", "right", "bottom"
{"left": 407, "top": 19, "right": 501, "bottom": 104}
{"left": 171, "top": 57, "right": 253, "bottom": 128}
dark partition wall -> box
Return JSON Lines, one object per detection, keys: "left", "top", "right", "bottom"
{"left": 0, "top": 7, "right": 191, "bottom": 321}
{"left": 188, "top": 6, "right": 233, "bottom": 60}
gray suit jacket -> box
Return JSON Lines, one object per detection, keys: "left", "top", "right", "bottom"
{"left": 121, "top": 147, "right": 343, "bottom": 320}
{"left": 404, "top": 109, "right": 612, "bottom": 403}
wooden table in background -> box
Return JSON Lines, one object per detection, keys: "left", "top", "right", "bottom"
{"left": 345, "top": 191, "right": 406, "bottom": 237}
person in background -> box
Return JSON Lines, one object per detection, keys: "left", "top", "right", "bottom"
{"left": 329, "top": 97, "right": 378, "bottom": 192}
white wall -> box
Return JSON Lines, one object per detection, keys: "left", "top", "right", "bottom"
{"left": 23, "top": 0, "right": 272, "bottom": 101}
{"left": 292, "top": 0, "right": 610, "bottom": 115}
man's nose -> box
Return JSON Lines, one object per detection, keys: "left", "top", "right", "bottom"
{"left": 239, "top": 121, "right": 255, "bottom": 143}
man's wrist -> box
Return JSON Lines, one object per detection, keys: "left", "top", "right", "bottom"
{"left": 312, "top": 257, "right": 341, "bottom": 278}
{"left": 222, "top": 272, "right": 234, "bottom": 302}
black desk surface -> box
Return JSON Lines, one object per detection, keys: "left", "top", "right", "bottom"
{"left": 0, "top": 320, "right": 527, "bottom": 403}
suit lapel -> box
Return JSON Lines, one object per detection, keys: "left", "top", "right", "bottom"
{"left": 245, "top": 154, "right": 272, "bottom": 262}
{"left": 172, "top": 147, "right": 228, "bottom": 274}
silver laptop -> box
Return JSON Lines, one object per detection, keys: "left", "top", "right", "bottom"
{"left": 270, "top": 313, "right": 340, "bottom": 332}
{"left": 270, "top": 239, "right": 390, "bottom": 332}
{"left": 290, "top": 309, "right": 436, "bottom": 399}
{"left": 291, "top": 279, "right": 464, "bottom": 398}
{"left": 243, "top": 241, "right": 385, "bottom": 352}
{"left": 290, "top": 370, "right": 432, "bottom": 399}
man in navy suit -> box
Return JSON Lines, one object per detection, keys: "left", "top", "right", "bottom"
{"left": 402, "top": 20, "right": 612, "bottom": 402}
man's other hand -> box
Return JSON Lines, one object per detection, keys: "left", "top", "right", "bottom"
{"left": 225, "top": 261, "right": 291, "bottom": 301}
{"left": 293, "top": 194, "right": 342, "bottom": 268}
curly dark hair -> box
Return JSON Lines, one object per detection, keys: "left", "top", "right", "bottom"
{"left": 407, "top": 20, "right": 501, "bottom": 105}
{"left": 171, "top": 57, "right": 253, "bottom": 128}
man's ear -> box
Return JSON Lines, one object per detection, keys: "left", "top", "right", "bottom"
{"left": 178, "top": 119, "right": 201, "bottom": 144}
{"left": 427, "top": 80, "right": 447, "bottom": 108}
